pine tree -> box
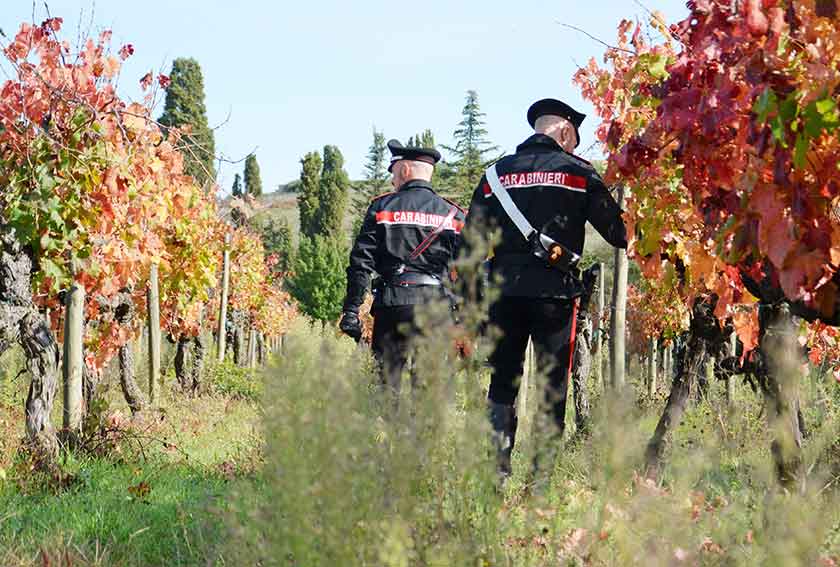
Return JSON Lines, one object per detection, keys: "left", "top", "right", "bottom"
{"left": 158, "top": 58, "right": 216, "bottom": 187}
{"left": 288, "top": 235, "right": 348, "bottom": 322}
{"left": 444, "top": 90, "right": 499, "bottom": 204}
{"left": 243, "top": 154, "right": 263, "bottom": 197}
{"left": 314, "top": 145, "right": 350, "bottom": 239}
{"left": 231, "top": 173, "right": 243, "bottom": 198}
{"left": 352, "top": 128, "right": 389, "bottom": 234}
{"left": 298, "top": 151, "right": 322, "bottom": 238}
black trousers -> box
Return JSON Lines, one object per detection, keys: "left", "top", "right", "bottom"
{"left": 488, "top": 296, "right": 578, "bottom": 430}
{"left": 371, "top": 305, "right": 418, "bottom": 394}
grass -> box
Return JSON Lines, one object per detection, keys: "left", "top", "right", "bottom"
{"left": 1, "top": 317, "right": 839, "bottom": 566}
{"left": 0, "top": 389, "right": 261, "bottom": 566}
{"left": 221, "top": 319, "right": 839, "bottom": 566}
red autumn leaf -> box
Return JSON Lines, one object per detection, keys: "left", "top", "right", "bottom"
{"left": 746, "top": 0, "right": 770, "bottom": 34}
{"left": 768, "top": 7, "right": 785, "bottom": 34}
{"left": 42, "top": 18, "right": 63, "bottom": 32}
{"left": 118, "top": 44, "right": 134, "bottom": 60}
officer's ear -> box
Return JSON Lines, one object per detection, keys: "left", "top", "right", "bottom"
{"left": 561, "top": 122, "right": 576, "bottom": 151}
{"left": 390, "top": 161, "right": 403, "bottom": 183}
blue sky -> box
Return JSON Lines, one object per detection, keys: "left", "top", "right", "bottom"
{"left": 3, "top": 1, "right": 688, "bottom": 193}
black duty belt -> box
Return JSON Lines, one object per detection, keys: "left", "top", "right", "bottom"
{"left": 493, "top": 254, "right": 581, "bottom": 278}
{"left": 494, "top": 253, "right": 540, "bottom": 266}
{"left": 386, "top": 272, "right": 443, "bottom": 287}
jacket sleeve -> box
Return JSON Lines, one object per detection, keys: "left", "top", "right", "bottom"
{"left": 459, "top": 175, "right": 492, "bottom": 261}
{"left": 586, "top": 173, "right": 627, "bottom": 249}
{"left": 343, "top": 203, "right": 378, "bottom": 314}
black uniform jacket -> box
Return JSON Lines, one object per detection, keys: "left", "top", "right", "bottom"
{"left": 465, "top": 134, "right": 627, "bottom": 299}
{"left": 344, "top": 179, "right": 466, "bottom": 313}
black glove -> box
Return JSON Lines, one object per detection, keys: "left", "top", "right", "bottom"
{"left": 339, "top": 311, "right": 362, "bottom": 342}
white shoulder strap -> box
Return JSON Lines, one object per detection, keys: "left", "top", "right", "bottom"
{"left": 485, "top": 164, "right": 536, "bottom": 241}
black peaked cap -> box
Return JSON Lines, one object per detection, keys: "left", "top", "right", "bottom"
{"left": 527, "top": 98, "right": 586, "bottom": 148}
{"left": 387, "top": 139, "right": 441, "bottom": 173}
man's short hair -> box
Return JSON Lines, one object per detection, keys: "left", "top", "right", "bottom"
{"left": 534, "top": 114, "right": 572, "bottom": 132}
{"left": 404, "top": 160, "right": 434, "bottom": 179}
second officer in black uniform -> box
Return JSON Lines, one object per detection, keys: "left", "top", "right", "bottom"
{"left": 464, "top": 99, "right": 627, "bottom": 476}
{"left": 339, "top": 140, "right": 465, "bottom": 396}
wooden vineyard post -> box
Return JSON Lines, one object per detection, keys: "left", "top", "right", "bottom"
{"left": 247, "top": 328, "right": 257, "bottom": 369}
{"left": 592, "top": 265, "right": 605, "bottom": 390}
{"left": 518, "top": 339, "right": 534, "bottom": 425}
{"left": 62, "top": 277, "right": 85, "bottom": 434}
{"left": 217, "top": 233, "right": 231, "bottom": 363}
{"left": 610, "top": 185, "right": 628, "bottom": 389}
{"left": 147, "top": 263, "right": 162, "bottom": 405}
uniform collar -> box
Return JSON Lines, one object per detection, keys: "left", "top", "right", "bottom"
{"left": 516, "top": 133, "right": 563, "bottom": 153}
{"left": 397, "top": 179, "right": 435, "bottom": 192}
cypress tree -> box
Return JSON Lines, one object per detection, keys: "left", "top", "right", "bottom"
{"left": 291, "top": 146, "right": 351, "bottom": 322}
{"left": 158, "top": 58, "right": 216, "bottom": 187}
{"left": 407, "top": 131, "right": 435, "bottom": 149}
{"left": 419, "top": 129, "right": 435, "bottom": 148}
{"left": 444, "top": 90, "right": 499, "bottom": 204}
{"left": 243, "top": 154, "right": 263, "bottom": 197}
{"left": 314, "top": 145, "right": 350, "bottom": 239}
{"left": 415, "top": 129, "right": 445, "bottom": 188}
{"left": 352, "top": 128, "right": 389, "bottom": 233}
{"left": 231, "top": 173, "right": 243, "bottom": 198}
{"left": 298, "top": 151, "right": 322, "bottom": 238}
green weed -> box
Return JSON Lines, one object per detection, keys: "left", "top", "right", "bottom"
{"left": 205, "top": 358, "right": 263, "bottom": 401}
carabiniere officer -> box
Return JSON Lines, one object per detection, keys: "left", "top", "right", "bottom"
{"left": 339, "top": 140, "right": 466, "bottom": 397}
{"left": 464, "top": 98, "right": 627, "bottom": 477}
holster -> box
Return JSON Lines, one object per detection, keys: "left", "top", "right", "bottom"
{"left": 529, "top": 231, "right": 579, "bottom": 272}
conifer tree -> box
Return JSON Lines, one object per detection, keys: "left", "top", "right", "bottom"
{"left": 290, "top": 146, "right": 351, "bottom": 321}
{"left": 414, "top": 129, "right": 445, "bottom": 188}
{"left": 419, "top": 129, "right": 435, "bottom": 148}
{"left": 260, "top": 217, "right": 295, "bottom": 274}
{"left": 314, "top": 145, "right": 350, "bottom": 238}
{"left": 298, "top": 151, "right": 322, "bottom": 238}
{"left": 444, "top": 90, "right": 499, "bottom": 204}
{"left": 289, "top": 235, "right": 347, "bottom": 322}
{"left": 407, "top": 130, "right": 435, "bottom": 149}
{"left": 158, "top": 58, "right": 216, "bottom": 187}
{"left": 352, "top": 128, "right": 389, "bottom": 233}
{"left": 231, "top": 173, "right": 243, "bottom": 198}
{"left": 243, "top": 154, "right": 263, "bottom": 197}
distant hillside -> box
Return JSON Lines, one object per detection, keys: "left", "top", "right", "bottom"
{"left": 250, "top": 183, "right": 615, "bottom": 267}
{"left": 251, "top": 181, "right": 370, "bottom": 245}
